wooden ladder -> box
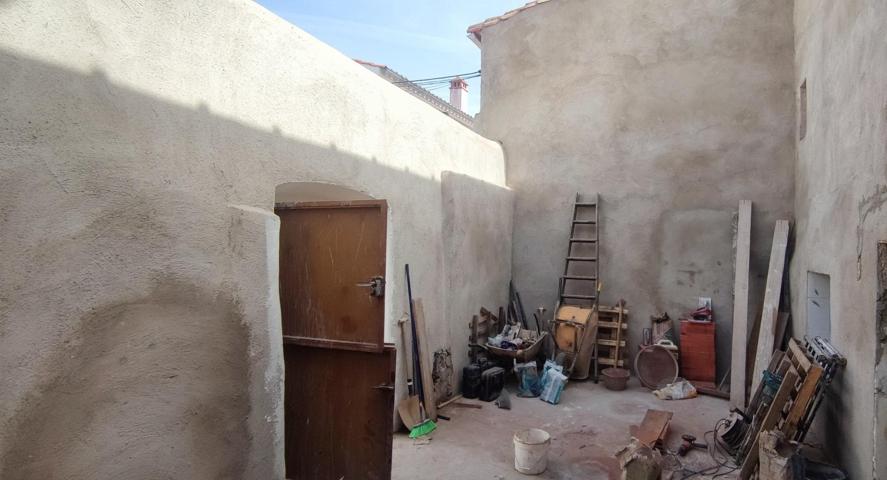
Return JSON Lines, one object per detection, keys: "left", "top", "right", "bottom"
{"left": 558, "top": 193, "right": 599, "bottom": 306}
{"left": 595, "top": 303, "right": 628, "bottom": 369}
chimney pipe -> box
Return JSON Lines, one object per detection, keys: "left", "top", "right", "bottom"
{"left": 449, "top": 77, "right": 468, "bottom": 112}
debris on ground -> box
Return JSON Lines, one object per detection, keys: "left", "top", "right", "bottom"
{"left": 652, "top": 380, "right": 698, "bottom": 400}
{"left": 495, "top": 390, "right": 511, "bottom": 410}
{"left": 616, "top": 437, "right": 662, "bottom": 480}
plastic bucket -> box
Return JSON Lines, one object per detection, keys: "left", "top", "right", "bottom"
{"left": 513, "top": 428, "right": 551, "bottom": 475}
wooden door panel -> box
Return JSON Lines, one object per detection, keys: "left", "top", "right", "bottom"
{"left": 277, "top": 201, "right": 386, "bottom": 352}
{"left": 284, "top": 344, "right": 395, "bottom": 480}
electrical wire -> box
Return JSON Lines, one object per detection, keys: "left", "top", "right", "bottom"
{"left": 678, "top": 417, "right": 739, "bottom": 479}
{"left": 392, "top": 70, "right": 481, "bottom": 85}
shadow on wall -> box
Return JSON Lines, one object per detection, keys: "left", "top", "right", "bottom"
{"left": 275, "top": 182, "right": 376, "bottom": 203}
{"left": 0, "top": 49, "right": 510, "bottom": 478}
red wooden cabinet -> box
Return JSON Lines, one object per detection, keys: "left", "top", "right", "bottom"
{"left": 679, "top": 320, "right": 715, "bottom": 382}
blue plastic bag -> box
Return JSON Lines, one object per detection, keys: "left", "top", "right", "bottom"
{"left": 515, "top": 361, "right": 541, "bottom": 397}
{"left": 539, "top": 360, "right": 567, "bottom": 404}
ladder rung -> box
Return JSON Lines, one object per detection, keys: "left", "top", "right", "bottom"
{"left": 598, "top": 321, "right": 627, "bottom": 329}
{"left": 562, "top": 275, "right": 597, "bottom": 281}
{"left": 572, "top": 220, "right": 597, "bottom": 225}
{"left": 569, "top": 238, "right": 597, "bottom": 243}
{"left": 566, "top": 256, "right": 597, "bottom": 261}
{"left": 597, "top": 339, "right": 627, "bottom": 347}
{"left": 561, "top": 294, "right": 597, "bottom": 300}
{"left": 597, "top": 357, "right": 625, "bottom": 367}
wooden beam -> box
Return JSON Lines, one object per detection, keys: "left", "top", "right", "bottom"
{"left": 731, "top": 200, "right": 752, "bottom": 409}
{"left": 750, "top": 220, "right": 790, "bottom": 396}
{"left": 412, "top": 299, "right": 437, "bottom": 421}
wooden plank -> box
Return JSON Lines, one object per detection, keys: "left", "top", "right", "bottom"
{"left": 695, "top": 381, "right": 730, "bottom": 399}
{"left": 739, "top": 366, "right": 799, "bottom": 479}
{"left": 781, "top": 365, "right": 822, "bottom": 439}
{"left": 597, "top": 320, "right": 628, "bottom": 329}
{"left": 437, "top": 394, "right": 464, "bottom": 409}
{"left": 774, "top": 312, "right": 790, "bottom": 352}
{"left": 596, "top": 338, "right": 627, "bottom": 347}
{"left": 599, "top": 306, "right": 631, "bottom": 315}
{"left": 731, "top": 200, "right": 752, "bottom": 409}
{"left": 750, "top": 220, "right": 790, "bottom": 396}
{"left": 787, "top": 338, "right": 812, "bottom": 374}
{"left": 597, "top": 357, "right": 626, "bottom": 367}
{"left": 412, "top": 299, "right": 437, "bottom": 421}
{"left": 633, "top": 409, "right": 673, "bottom": 447}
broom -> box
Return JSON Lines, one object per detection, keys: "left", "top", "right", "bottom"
{"left": 405, "top": 264, "right": 436, "bottom": 438}
{"left": 407, "top": 403, "right": 437, "bottom": 438}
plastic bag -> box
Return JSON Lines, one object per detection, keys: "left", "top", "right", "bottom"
{"left": 652, "top": 380, "right": 697, "bottom": 400}
{"left": 539, "top": 360, "right": 567, "bottom": 404}
{"left": 515, "top": 361, "right": 541, "bottom": 397}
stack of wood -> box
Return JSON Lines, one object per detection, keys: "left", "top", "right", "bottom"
{"left": 731, "top": 203, "right": 791, "bottom": 410}
{"left": 731, "top": 338, "right": 839, "bottom": 479}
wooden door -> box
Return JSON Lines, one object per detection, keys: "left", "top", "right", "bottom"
{"left": 276, "top": 200, "right": 394, "bottom": 480}
{"left": 284, "top": 345, "right": 395, "bottom": 480}
{"left": 278, "top": 200, "right": 387, "bottom": 352}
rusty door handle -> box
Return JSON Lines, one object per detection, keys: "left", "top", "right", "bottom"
{"left": 356, "top": 276, "right": 385, "bottom": 297}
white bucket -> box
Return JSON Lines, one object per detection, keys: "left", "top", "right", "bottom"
{"left": 513, "top": 428, "right": 551, "bottom": 475}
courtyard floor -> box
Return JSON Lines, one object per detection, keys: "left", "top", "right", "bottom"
{"left": 393, "top": 378, "right": 737, "bottom": 479}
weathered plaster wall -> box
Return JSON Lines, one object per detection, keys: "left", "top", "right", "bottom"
{"left": 791, "top": 1, "right": 887, "bottom": 477}
{"left": 0, "top": 0, "right": 509, "bottom": 477}
{"left": 476, "top": 0, "right": 796, "bottom": 380}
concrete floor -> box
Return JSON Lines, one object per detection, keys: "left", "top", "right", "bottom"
{"left": 393, "top": 378, "right": 737, "bottom": 479}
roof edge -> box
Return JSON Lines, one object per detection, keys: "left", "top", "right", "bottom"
{"left": 466, "top": 0, "right": 554, "bottom": 45}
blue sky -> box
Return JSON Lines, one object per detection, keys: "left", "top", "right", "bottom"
{"left": 254, "top": 1, "right": 528, "bottom": 115}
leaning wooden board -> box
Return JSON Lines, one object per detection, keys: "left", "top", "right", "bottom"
{"left": 632, "top": 409, "right": 673, "bottom": 447}
{"left": 412, "top": 299, "right": 437, "bottom": 421}
{"left": 730, "top": 200, "right": 752, "bottom": 409}
{"left": 750, "top": 220, "right": 790, "bottom": 396}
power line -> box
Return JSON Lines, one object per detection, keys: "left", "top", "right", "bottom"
{"left": 393, "top": 70, "right": 481, "bottom": 85}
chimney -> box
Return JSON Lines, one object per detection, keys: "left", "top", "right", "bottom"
{"left": 449, "top": 77, "right": 468, "bottom": 112}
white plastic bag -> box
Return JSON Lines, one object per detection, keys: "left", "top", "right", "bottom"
{"left": 652, "top": 380, "right": 697, "bottom": 400}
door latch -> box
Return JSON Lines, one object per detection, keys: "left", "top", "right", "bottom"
{"left": 356, "top": 276, "right": 385, "bottom": 297}
{"left": 372, "top": 383, "right": 394, "bottom": 391}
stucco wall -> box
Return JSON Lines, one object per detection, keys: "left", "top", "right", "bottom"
{"left": 791, "top": 1, "right": 887, "bottom": 478}
{"left": 476, "top": 0, "right": 796, "bottom": 382}
{"left": 0, "top": 0, "right": 510, "bottom": 477}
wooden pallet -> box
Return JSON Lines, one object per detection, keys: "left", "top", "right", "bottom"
{"left": 737, "top": 338, "right": 824, "bottom": 479}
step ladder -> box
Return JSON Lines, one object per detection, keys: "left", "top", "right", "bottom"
{"left": 558, "top": 193, "right": 599, "bottom": 306}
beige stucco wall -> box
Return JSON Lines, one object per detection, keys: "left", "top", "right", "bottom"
{"left": 0, "top": 0, "right": 511, "bottom": 477}
{"left": 476, "top": 0, "right": 796, "bottom": 382}
{"left": 791, "top": 1, "right": 887, "bottom": 478}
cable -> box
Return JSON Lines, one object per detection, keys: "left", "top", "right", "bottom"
{"left": 679, "top": 417, "right": 739, "bottom": 479}
{"left": 392, "top": 70, "right": 480, "bottom": 85}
